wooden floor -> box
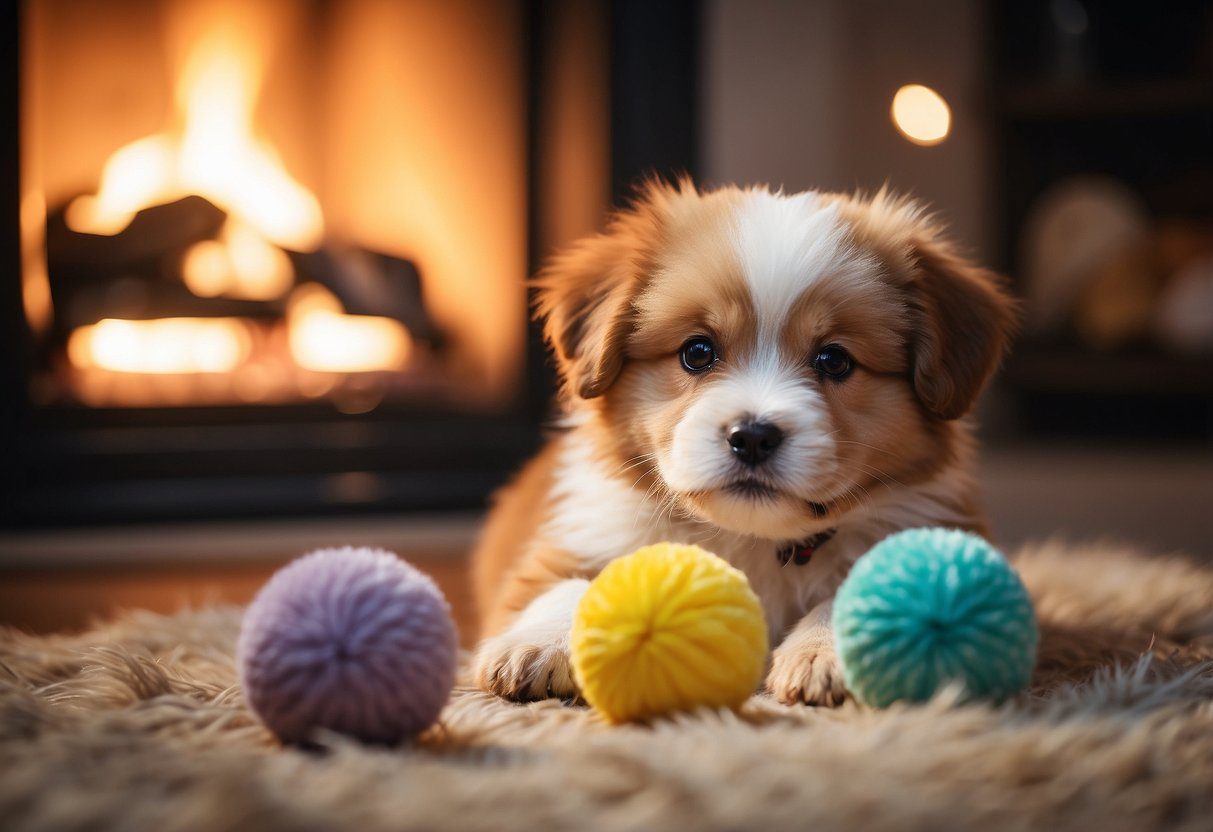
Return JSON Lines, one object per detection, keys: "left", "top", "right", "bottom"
{"left": 0, "top": 515, "right": 483, "bottom": 645}
{"left": 0, "top": 556, "right": 479, "bottom": 645}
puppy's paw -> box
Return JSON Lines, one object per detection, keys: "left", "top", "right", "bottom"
{"left": 473, "top": 630, "right": 578, "bottom": 702}
{"left": 766, "top": 640, "right": 849, "bottom": 707}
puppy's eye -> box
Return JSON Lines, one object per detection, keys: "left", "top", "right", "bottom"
{"left": 813, "top": 344, "right": 853, "bottom": 379}
{"left": 679, "top": 337, "right": 717, "bottom": 373}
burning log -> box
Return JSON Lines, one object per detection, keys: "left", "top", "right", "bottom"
{"left": 45, "top": 194, "right": 442, "bottom": 353}
{"left": 48, "top": 194, "right": 225, "bottom": 272}
{"left": 45, "top": 195, "right": 272, "bottom": 336}
{"left": 288, "top": 247, "right": 442, "bottom": 348}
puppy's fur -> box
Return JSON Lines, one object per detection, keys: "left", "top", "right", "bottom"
{"left": 472, "top": 181, "right": 1015, "bottom": 706}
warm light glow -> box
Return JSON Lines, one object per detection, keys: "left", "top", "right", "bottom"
{"left": 68, "top": 317, "right": 250, "bottom": 374}
{"left": 287, "top": 286, "right": 411, "bottom": 373}
{"left": 30, "top": 0, "right": 522, "bottom": 407}
{"left": 20, "top": 190, "right": 53, "bottom": 333}
{"left": 64, "top": 28, "right": 323, "bottom": 252}
{"left": 182, "top": 219, "right": 294, "bottom": 300}
{"left": 64, "top": 136, "right": 178, "bottom": 235}
{"left": 891, "top": 84, "right": 951, "bottom": 146}
{"left": 181, "top": 240, "right": 230, "bottom": 298}
{"left": 325, "top": 1, "right": 526, "bottom": 398}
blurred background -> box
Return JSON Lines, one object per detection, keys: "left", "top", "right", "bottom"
{"left": 2, "top": 0, "right": 1211, "bottom": 637}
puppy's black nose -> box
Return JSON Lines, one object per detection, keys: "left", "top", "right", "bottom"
{"left": 727, "top": 421, "right": 784, "bottom": 466}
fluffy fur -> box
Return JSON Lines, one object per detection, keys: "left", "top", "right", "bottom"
{"left": 3, "top": 541, "right": 1213, "bottom": 831}
{"left": 472, "top": 180, "right": 1016, "bottom": 704}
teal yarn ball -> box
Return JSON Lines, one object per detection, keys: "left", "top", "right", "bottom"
{"left": 832, "top": 528, "right": 1038, "bottom": 708}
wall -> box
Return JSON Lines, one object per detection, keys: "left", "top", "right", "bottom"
{"left": 701, "top": 0, "right": 993, "bottom": 261}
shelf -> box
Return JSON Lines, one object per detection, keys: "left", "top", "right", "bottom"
{"left": 998, "top": 79, "right": 1213, "bottom": 121}
{"left": 1004, "top": 346, "right": 1213, "bottom": 396}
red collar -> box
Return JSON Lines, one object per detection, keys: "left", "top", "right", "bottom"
{"left": 776, "top": 529, "right": 837, "bottom": 566}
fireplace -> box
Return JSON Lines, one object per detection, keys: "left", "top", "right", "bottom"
{"left": 1, "top": 0, "right": 701, "bottom": 528}
{"left": 28, "top": 0, "right": 532, "bottom": 414}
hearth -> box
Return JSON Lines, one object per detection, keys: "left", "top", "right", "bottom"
{"left": 1, "top": 0, "right": 701, "bottom": 528}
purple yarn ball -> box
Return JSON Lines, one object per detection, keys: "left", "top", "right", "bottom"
{"left": 238, "top": 547, "right": 458, "bottom": 744}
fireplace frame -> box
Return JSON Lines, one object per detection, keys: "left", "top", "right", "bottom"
{"left": 1, "top": 0, "right": 700, "bottom": 530}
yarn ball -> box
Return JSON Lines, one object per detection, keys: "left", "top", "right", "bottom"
{"left": 570, "top": 543, "right": 768, "bottom": 724}
{"left": 832, "top": 528, "right": 1038, "bottom": 709}
{"left": 238, "top": 547, "right": 458, "bottom": 744}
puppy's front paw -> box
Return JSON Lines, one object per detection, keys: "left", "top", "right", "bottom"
{"left": 473, "top": 631, "right": 578, "bottom": 702}
{"left": 766, "top": 640, "right": 849, "bottom": 707}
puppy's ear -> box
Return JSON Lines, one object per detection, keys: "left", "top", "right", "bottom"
{"left": 534, "top": 245, "right": 637, "bottom": 399}
{"left": 533, "top": 185, "right": 672, "bottom": 399}
{"left": 835, "top": 190, "right": 1017, "bottom": 420}
{"left": 905, "top": 234, "right": 1017, "bottom": 419}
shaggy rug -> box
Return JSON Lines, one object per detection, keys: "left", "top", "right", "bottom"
{"left": 3, "top": 540, "right": 1213, "bottom": 832}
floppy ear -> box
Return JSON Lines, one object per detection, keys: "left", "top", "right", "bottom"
{"left": 905, "top": 230, "right": 1018, "bottom": 420}
{"left": 533, "top": 244, "right": 637, "bottom": 399}
{"left": 532, "top": 187, "right": 670, "bottom": 400}
{"left": 831, "top": 189, "right": 1017, "bottom": 420}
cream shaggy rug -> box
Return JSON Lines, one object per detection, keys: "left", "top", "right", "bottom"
{"left": 3, "top": 540, "right": 1213, "bottom": 832}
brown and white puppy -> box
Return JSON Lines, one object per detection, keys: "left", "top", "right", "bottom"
{"left": 471, "top": 180, "right": 1015, "bottom": 706}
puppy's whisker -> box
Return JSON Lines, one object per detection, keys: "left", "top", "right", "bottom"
{"left": 843, "top": 458, "right": 908, "bottom": 492}
{"left": 626, "top": 467, "right": 657, "bottom": 493}
{"left": 830, "top": 445, "right": 908, "bottom": 490}
{"left": 835, "top": 485, "right": 871, "bottom": 517}
{"left": 616, "top": 456, "right": 659, "bottom": 489}
{"left": 615, "top": 452, "right": 657, "bottom": 476}
{"left": 849, "top": 466, "right": 899, "bottom": 493}
{"left": 834, "top": 439, "right": 901, "bottom": 458}
{"left": 634, "top": 479, "right": 670, "bottom": 533}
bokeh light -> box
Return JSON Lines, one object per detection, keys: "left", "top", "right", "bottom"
{"left": 891, "top": 84, "right": 951, "bottom": 146}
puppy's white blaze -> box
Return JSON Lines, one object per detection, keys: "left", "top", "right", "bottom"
{"left": 661, "top": 357, "right": 836, "bottom": 496}
{"left": 731, "top": 189, "right": 861, "bottom": 339}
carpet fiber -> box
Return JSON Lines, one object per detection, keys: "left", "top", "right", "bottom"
{"left": 3, "top": 540, "right": 1213, "bottom": 832}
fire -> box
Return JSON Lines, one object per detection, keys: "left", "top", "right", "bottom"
{"left": 64, "top": 27, "right": 323, "bottom": 253}
{"left": 68, "top": 318, "right": 251, "bottom": 375}
{"left": 182, "top": 219, "right": 294, "bottom": 300}
{"left": 53, "top": 3, "right": 424, "bottom": 401}
{"left": 287, "top": 286, "right": 412, "bottom": 374}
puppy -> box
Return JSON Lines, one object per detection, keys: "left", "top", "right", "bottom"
{"left": 471, "top": 180, "right": 1015, "bottom": 706}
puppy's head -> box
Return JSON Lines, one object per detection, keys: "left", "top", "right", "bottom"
{"left": 535, "top": 181, "right": 1015, "bottom": 541}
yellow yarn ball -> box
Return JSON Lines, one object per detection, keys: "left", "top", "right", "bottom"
{"left": 570, "top": 543, "right": 768, "bottom": 724}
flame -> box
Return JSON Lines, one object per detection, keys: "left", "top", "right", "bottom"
{"left": 287, "top": 285, "right": 411, "bottom": 373}
{"left": 182, "top": 219, "right": 294, "bottom": 300}
{"left": 68, "top": 317, "right": 251, "bottom": 374}
{"left": 53, "top": 3, "right": 431, "bottom": 399}
{"left": 64, "top": 29, "right": 323, "bottom": 252}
